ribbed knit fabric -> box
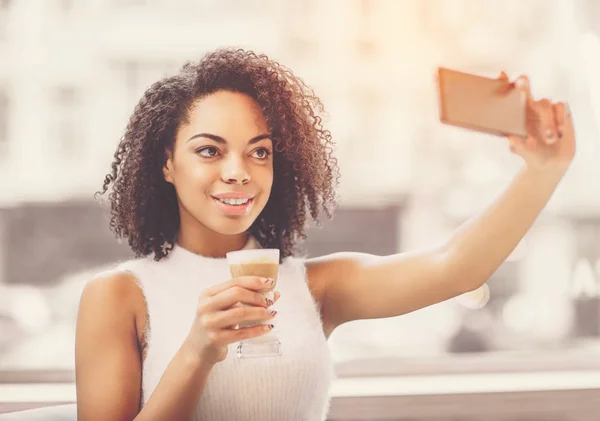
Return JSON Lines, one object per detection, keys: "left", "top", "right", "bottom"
{"left": 114, "top": 240, "right": 335, "bottom": 421}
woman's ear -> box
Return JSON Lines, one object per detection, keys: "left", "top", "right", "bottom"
{"left": 163, "top": 151, "right": 174, "bottom": 184}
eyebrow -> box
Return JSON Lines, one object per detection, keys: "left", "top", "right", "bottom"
{"left": 186, "top": 133, "right": 271, "bottom": 145}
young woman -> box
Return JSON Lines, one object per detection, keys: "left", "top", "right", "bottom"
{"left": 75, "top": 48, "right": 575, "bottom": 421}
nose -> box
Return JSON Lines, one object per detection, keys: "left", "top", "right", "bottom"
{"left": 221, "top": 156, "right": 251, "bottom": 185}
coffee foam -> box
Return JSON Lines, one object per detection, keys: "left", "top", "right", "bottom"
{"left": 226, "top": 248, "right": 279, "bottom": 265}
{"left": 240, "top": 257, "right": 278, "bottom": 265}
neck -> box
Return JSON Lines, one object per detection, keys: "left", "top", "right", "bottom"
{"left": 178, "top": 229, "right": 250, "bottom": 258}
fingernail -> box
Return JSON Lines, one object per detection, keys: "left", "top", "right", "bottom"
{"left": 263, "top": 277, "right": 274, "bottom": 285}
{"left": 265, "top": 298, "right": 274, "bottom": 306}
{"left": 274, "top": 291, "right": 281, "bottom": 300}
{"left": 516, "top": 77, "right": 528, "bottom": 89}
{"left": 264, "top": 324, "right": 274, "bottom": 331}
{"left": 545, "top": 129, "right": 556, "bottom": 141}
{"left": 558, "top": 129, "right": 563, "bottom": 138}
{"left": 269, "top": 310, "right": 277, "bottom": 317}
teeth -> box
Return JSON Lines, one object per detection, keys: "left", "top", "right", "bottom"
{"left": 218, "top": 198, "right": 250, "bottom": 206}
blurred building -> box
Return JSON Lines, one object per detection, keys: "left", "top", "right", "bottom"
{"left": 5, "top": 2, "right": 600, "bottom": 420}
{"left": 0, "top": 0, "right": 420, "bottom": 207}
{"left": 0, "top": 0, "right": 281, "bottom": 204}
{"left": 2, "top": 0, "right": 600, "bottom": 375}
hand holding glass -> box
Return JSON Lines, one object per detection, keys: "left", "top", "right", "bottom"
{"left": 226, "top": 248, "right": 282, "bottom": 358}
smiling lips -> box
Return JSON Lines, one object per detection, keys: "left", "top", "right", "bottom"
{"left": 211, "top": 192, "right": 255, "bottom": 216}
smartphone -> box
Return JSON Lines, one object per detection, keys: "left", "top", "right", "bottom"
{"left": 437, "top": 67, "right": 527, "bottom": 138}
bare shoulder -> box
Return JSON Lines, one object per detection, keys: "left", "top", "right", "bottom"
{"left": 82, "top": 270, "right": 140, "bottom": 303}
{"left": 80, "top": 270, "right": 148, "bottom": 346}
{"left": 75, "top": 269, "right": 148, "bottom": 420}
{"left": 82, "top": 269, "right": 146, "bottom": 316}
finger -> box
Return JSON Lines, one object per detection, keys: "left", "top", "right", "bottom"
{"left": 216, "top": 323, "right": 274, "bottom": 346}
{"left": 553, "top": 102, "right": 566, "bottom": 138}
{"left": 534, "top": 98, "right": 559, "bottom": 145}
{"left": 203, "top": 305, "right": 277, "bottom": 329}
{"left": 507, "top": 135, "right": 527, "bottom": 155}
{"left": 230, "top": 292, "right": 278, "bottom": 309}
{"left": 495, "top": 71, "right": 514, "bottom": 94}
{"left": 201, "top": 275, "right": 275, "bottom": 298}
{"left": 514, "top": 75, "right": 532, "bottom": 99}
{"left": 202, "top": 286, "right": 271, "bottom": 313}
{"left": 510, "top": 135, "right": 537, "bottom": 152}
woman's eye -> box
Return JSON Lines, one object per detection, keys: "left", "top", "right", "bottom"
{"left": 252, "top": 148, "right": 271, "bottom": 159}
{"left": 197, "top": 147, "right": 219, "bottom": 158}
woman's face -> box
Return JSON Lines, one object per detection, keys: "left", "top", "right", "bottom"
{"left": 163, "top": 90, "right": 274, "bottom": 237}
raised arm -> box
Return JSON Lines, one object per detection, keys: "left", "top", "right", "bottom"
{"left": 307, "top": 74, "right": 576, "bottom": 332}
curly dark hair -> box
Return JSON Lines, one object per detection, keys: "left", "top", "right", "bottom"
{"left": 96, "top": 48, "right": 340, "bottom": 261}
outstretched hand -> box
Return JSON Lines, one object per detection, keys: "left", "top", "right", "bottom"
{"left": 499, "top": 71, "right": 576, "bottom": 173}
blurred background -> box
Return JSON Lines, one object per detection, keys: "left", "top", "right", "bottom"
{"left": 2, "top": 0, "right": 600, "bottom": 419}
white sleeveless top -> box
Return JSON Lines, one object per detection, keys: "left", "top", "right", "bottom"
{"left": 113, "top": 241, "right": 335, "bottom": 421}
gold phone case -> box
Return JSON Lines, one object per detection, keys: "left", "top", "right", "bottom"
{"left": 437, "top": 67, "right": 527, "bottom": 138}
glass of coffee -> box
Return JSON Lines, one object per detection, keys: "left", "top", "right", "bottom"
{"left": 226, "top": 248, "right": 282, "bottom": 358}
